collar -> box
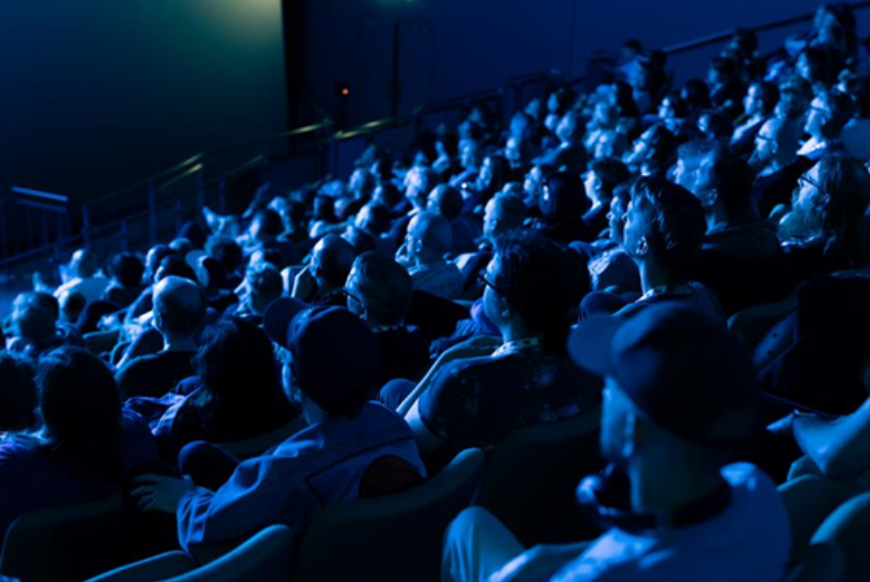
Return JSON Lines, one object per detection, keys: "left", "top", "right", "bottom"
{"left": 640, "top": 282, "right": 695, "bottom": 301}
{"left": 370, "top": 324, "right": 404, "bottom": 334}
{"left": 492, "top": 337, "right": 543, "bottom": 357}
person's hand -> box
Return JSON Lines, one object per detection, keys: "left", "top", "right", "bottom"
{"left": 292, "top": 266, "right": 318, "bottom": 301}
{"left": 131, "top": 474, "right": 196, "bottom": 514}
{"left": 767, "top": 412, "right": 797, "bottom": 437}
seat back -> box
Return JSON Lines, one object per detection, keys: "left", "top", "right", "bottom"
{"left": 811, "top": 491, "right": 870, "bottom": 582}
{"left": 476, "top": 405, "right": 603, "bottom": 546}
{"left": 293, "top": 448, "right": 485, "bottom": 582}
{"left": 783, "top": 542, "right": 843, "bottom": 582}
{"left": 778, "top": 476, "right": 851, "bottom": 554}
{"left": 727, "top": 284, "right": 802, "bottom": 357}
{"left": 0, "top": 494, "right": 128, "bottom": 582}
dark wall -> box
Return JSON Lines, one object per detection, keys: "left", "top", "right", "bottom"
{"left": 0, "top": 0, "right": 287, "bottom": 201}
{"left": 301, "top": 0, "right": 870, "bottom": 125}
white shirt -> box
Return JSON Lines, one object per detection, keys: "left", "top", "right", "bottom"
{"left": 54, "top": 276, "right": 109, "bottom": 304}
{"left": 549, "top": 463, "right": 790, "bottom": 582}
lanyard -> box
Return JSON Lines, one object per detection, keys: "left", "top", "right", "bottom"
{"left": 492, "top": 337, "right": 543, "bottom": 357}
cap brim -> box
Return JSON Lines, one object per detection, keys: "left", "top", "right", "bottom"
{"left": 567, "top": 314, "right": 624, "bottom": 378}
{"left": 263, "top": 297, "right": 309, "bottom": 349}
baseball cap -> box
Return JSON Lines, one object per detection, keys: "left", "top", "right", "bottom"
{"left": 263, "top": 296, "right": 309, "bottom": 350}
{"left": 568, "top": 304, "right": 759, "bottom": 447}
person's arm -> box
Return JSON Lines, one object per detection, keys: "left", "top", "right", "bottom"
{"left": 406, "top": 400, "right": 446, "bottom": 457}
{"left": 489, "top": 542, "right": 591, "bottom": 582}
{"left": 793, "top": 398, "right": 870, "bottom": 479}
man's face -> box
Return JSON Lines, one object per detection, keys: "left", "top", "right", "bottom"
{"left": 483, "top": 198, "right": 499, "bottom": 239}
{"left": 658, "top": 97, "right": 675, "bottom": 120}
{"left": 804, "top": 96, "right": 828, "bottom": 137}
{"left": 505, "top": 137, "right": 523, "bottom": 165}
{"left": 460, "top": 143, "right": 477, "bottom": 170}
{"left": 620, "top": 199, "right": 648, "bottom": 257}
{"left": 481, "top": 255, "right": 505, "bottom": 328}
{"left": 743, "top": 85, "right": 761, "bottom": 117}
{"left": 607, "top": 196, "right": 628, "bottom": 244}
{"left": 624, "top": 129, "right": 652, "bottom": 168}
{"left": 523, "top": 166, "right": 543, "bottom": 200}
{"left": 478, "top": 157, "right": 494, "bottom": 187}
{"left": 780, "top": 163, "right": 826, "bottom": 240}
{"left": 600, "top": 379, "right": 636, "bottom": 467}
{"left": 344, "top": 268, "right": 366, "bottom": 318}
{"left": 692, "top": 154, "right": 718, "bottom": 207}
{"left": 404, "top": 170, "right": 427, "bottom": 208}
{"left": 749, "top": 120, "right": 779, "bottom": 170}
{"left": 673, "top": 157, "right": 700, "bottom": 193}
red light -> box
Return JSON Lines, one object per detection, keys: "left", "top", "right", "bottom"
{"left": 341, "top": 88, "right": 349, "bottom": 96}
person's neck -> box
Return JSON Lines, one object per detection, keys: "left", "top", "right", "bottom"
{"left": 162, "top": 334, "right": 197, "bottom": 352}
{"left": 705, "top": 204, "right": 730, "bottom": 232}
{"left": 499, "top": 320, "right": 537, "bottom": 344}
{"left": 637, "top": 261, "right": 671, "bottom": 295}
{"left": 630, "top": 462, "right": 728, "bottom": 516}
{"left": 301, "top": 400, "right": 328, "bottom": 426}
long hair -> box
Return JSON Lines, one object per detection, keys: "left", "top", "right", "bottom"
{"left": 816, "top": 154, "right": 870, "bottom": 268}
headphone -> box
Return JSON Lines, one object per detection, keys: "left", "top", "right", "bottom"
{"left": 576, "top": 463, "right": 733, "bottom": 534}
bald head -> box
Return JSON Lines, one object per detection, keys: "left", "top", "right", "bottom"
{"left": 405, "top": 211, "right": 453, "bottom": 264}
{"left": 346, "top": 252, "right": 413, "bottom": 326}
{"left": 427, "top": 185, "right": 464, "bottom": 221}
{"left": 312, "top": 235, "right": 356, "bottom": 290}
{"left": 153, "top": 275, "right": 205, "bottom": 339}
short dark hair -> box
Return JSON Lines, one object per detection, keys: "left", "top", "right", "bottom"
{"left": 699, "top": 109, "right": 734, "bottom": 139}
{"left": 246, "top": 263, "right": 284, "bottom": 306}
{"left": 815, "top": 153, "right": 870, "bottom": 267}
{"left": 821, "top": 89, "right": 857, "bottom": 135}
{"left": 206, "top": 236, "right": 243, "bottom": 274}
{"left": 630, "top": 176, "right": 707, "bottom": 282}
{"left": 841, "top": 73, "right": 870, "bottom": 118}
{"left": 589, "top": 158, "right": 632, "bottom": 199}
{"left": 430, "top": 185, "right": 464, "bottom": 221}
{"left": 752, "top": 81, "right": 781, "bottom": 116}
{"left": 682, "top": 79, "right": 712, "bottom": 111}
{"left": 154, "top": 280, "right": 206, "bottom": 338}
{"left": 705, "top": 144, "right": 755, "bottom": 217}
{"left": 0, "top": 352, "right": 37, "bottom": 432}
{"left": 643, "top": 124, "right": 678, "bottom": 173}
{"left": 541, "top": 171, "right": 590, "bottom": 220}
{"left": 108, "top": 253, "right": 145, "bottom": 289}
{"left": 254, "top": 209, "right": 284, "bottom": 238}
{"left": 491, "top": 230, "right": 590, "bottom": 354}
{"left": 156, "top": 255, "right": 198, "bottom": 283}
{"left": 352, "top": 252, "right": 413, "bottom": 325}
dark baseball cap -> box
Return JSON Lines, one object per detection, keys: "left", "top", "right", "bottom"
{"left": 568, "top": 304, "right": 759, "bottom": 447}
{"left": 263, "top": 297, "right": 309, "bottom": 350}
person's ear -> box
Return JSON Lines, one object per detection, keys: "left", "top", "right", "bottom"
{"left": 818, "top": 192, "right": 832, "bottom": 209}
{"left": 635, "top": 236, "right": 650, "bottom": 257}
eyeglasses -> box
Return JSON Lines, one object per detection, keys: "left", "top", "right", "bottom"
{"left": 342, "top": 287, "right": 364, "bottom": 306}
{"left": 798, "top": 174, "right": 823, "bottom": 191}
{"left": 809, "top": 105, "right": 829, "bottom": 115}
{"left": 477, "top": 272, "right": 502, "bottom": 295}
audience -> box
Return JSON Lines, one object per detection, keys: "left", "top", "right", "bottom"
{"left": 397, "top": 212, "right": 463, "bottom": 300}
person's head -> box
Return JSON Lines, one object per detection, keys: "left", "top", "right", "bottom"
{"left": 743, "top": 82, "right": 780, "bottom": 118}
{"left": 585, "top": 158, "right": 632, "bottom": 208}
{"left": 345, "top": 252, "right": 413, "bottom": 327}
{"left": 402, "top": 212, "right": 453, "bottom": 265}
{"left": 13, "top": 303, "right": 56, "bottom": 352}
{"left": 482, "top": 230, "right": 589, "bottom": 353}
{"left": 673, "top": 139, "right": 716, "bottom": 193}
{"left": 0, "top": 352, "right": 37, "bottom": 433}
{"left": 435, "top": 133, "right": 459, "bottom": 160}
{"left": 242, "top": 262, "right": 284, "bottom": 315}
{"left": 804, "top": 89, "right": 855, "bottom": 139}
{"left": 622, "top": 177, "right": 706, "bottom": 283}
{"left": 749, "top": 117, "right": 801, "bottom": 173}
{"left": 459, "top": 140, "right": 483, "bottom": 171}
{"left": 523, "top": 164, "right": 552, "bottom": 202}
{"left": 568, "top": 306, "right": 759, "bottom": 495}
{"left": 797, "top": 45, "right": 837, "bottom": 87}
{"left": 777, "top": 76, "right": 814, "bottom": 119}
{"left": 839, "top": 73, "right": 870, "bottom": 119}
{"left": 483, "top": 190, "right": 527, "bottom": 240}
{"left": 145, "top": 244, "right": 173, "bottom": 282}
{"left": 547, "top": 87, "right": 576, "bottom": 116}
{"left": 206, "top": 236, "right": 244, "bottom": 277}
{"left": 195, "top": 256, "right": 226, "bottom": 292}
{"left": 404, "top": 166, "right": 436, "bottom": 211}
{"left": 593, "top": 101, "right": 621, "bottom": 128}
{"left": 707, "top": 55, "right": 740, "bottom": 87}
{"left": 195, "top": 318, "right": 287, "bottom": 412}
{"left": 729, "top": 28, "right": 758, "bottom": 56}
{"left": 348, "top": 167, "right": 376, "bottom": 200}
{"left": 169, "top": 237, "right": 193, "bottom": 257}
{"left": 477, "top": 154, "right": 510, "bottom": 194}
{"left": 12, "top": 292, "right": 59, "bottom": 324}
{"left": 372, "top": 182, "right": 402, "bottom": 209}
{"left": 427, "top": 184, "right": 464, "bottom": 221}
{"left": 609, "top": 81, "right": 640, "bottom": 119}
{"left": 624, "top": 124, "right": 677, "bottom": 176}
{"left": 539, "top": 171, "right": 589, "bottom": 222}
{"left": 657, "top": 93, "right": 688, "bottom": 120}
{"left": 680, "top": 78, "right": 712, "bottom": 114}
{"left": 504, "top": 136, "right": 530, "bottom": 168}
{"left": 68, "top": 249, "right": 99, "bottom": 279}
{"left": 37, "top": 347, "right": 123, "bottom": 478}
{"left": 249, "top": 209, "right": 284, "bottom": 243}
{"left": 697, "top": 109, "right": 734, "bottom": 140}
{"left": 279, "top": 306, "right": 380, "bottom": 418}
{"left": 555, "top": 111, "right": 584, "bottom": 146}
{"left": 58, "top": 291, "right": 86, "bottom": 324}
{"left": 607, "top": 183, "right": 633, "bottom": 245}
{"left": 782, "top": 153, "right": 870, "bottom": 267}
{"left": 310, "top": 235, "right": 356, "bottom": 294}
{"left": 354, "top": 201, "right": 391, "bottom": 236}
{"left": 154, "top": 255, "right": 198, "bottom": 284}
{"left": 152, "top": 275, "right": 206, "bottom": 342}
{"left": 107, "top": 253, "right": 144, "bottom": 289}
{"left": 693, "top": 144, "right": 755, "bottom": 220}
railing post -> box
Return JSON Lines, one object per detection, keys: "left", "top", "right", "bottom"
{"left": 148, "top": 182, "right": 157, "bottom": 247}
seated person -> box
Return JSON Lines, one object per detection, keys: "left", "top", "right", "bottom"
{"left": 8, "top": 297, "right": 67, "bottom": 358}
{"left": 116, "top": 276, "right": 205, "bottom": 399}
{"left": 292, "top": 235, "right": 356, "bottom": 307}
{"left": 731, "top": 81, "right": 779, "bottom": 157}
{"left": 585, "top": 183, "right": 641, "bottom": 295}
{"left": 535, "top": 110, "right": 588, "bottom": 174}
{"left": 443, "top": 305, "right": 790, "bottom": 582}
{"left": 52, "top": 249, "right": 109, "bottom": 304}
{"left": 588, "top": 176, "right": 725, "bottom": 321}
{"left": 132, "top": 306, "right": 426, "bottom": 553}
{"left": 672, "top": 139, "right": 716, "bottom": 194}
{"left": 228, "top": 262, "right": 284, "bottom": 324}
{"left": 406, "top": 230, "right": 602, "bottom": 460}
{"left": 397, "top": 212, "right": 463, "bottom": 300}
{"left": 152, "top": 317, "right": 299, "bottom": 460}
{"left": 796, "top": 89, "right": 854, "bottom": 161}
{"left": 623, "top": 123, "right": 677, "bottom": 178}
{"left": 102, "top": 252, "right": 145, "bottom": 308}
{"left": 748, "top": 116, "right": 809, "bottom": 217}
{"left": 582, "top": 157, "right": 631, "bottom": 237}
{"left": 532, "top": 172, "right": 593, "bottom": 244}
{"left": 778, "top": 153, "right": 870, "bottom": 282}
{"left": 427, "top": 184, "right": 481, "bottom": 254}
{"left": 0, "top": 352, "right": 38, "bottom": 445}
{"left": 345, "top": 252, "right": 430, "bottom": 387}
{"left": 0, "top": 348, "right": 158, "bottom": 544}
{"left": 691, "top": 144, "right": 790, "bottom": 314}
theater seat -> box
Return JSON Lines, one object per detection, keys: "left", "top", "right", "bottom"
{"left": 84, "top": 525, "right": 294, "bottom": 582}
{"left": 778, "top": 475, "right": 853, "bottom": 553}
{"left": 783, "top": 542, "right": 843, "bottom": 582}
{"left": 292, "top": 447, "right": 485, "bottom": 582}
{"left": 812, "top": 491, "right": 870, "bottom": 582}
{"left": 476, "top": 405, "right": 603, "bottom": 546}
{"left": 727, "top": 283, "right": 802, "bottom": 365}
{"left": 0, "top": 494, "right": 128, "bottom": 582}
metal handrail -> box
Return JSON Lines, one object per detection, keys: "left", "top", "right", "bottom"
{"left": 663, "top": 0, "right": 870, "bottom": 55}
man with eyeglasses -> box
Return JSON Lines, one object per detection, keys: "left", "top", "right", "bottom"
{"left": 396, "top": 212, "right": 463, "bottom": 300}
{"left": 797, "top": 89, "right": 854, "bottom": 160}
